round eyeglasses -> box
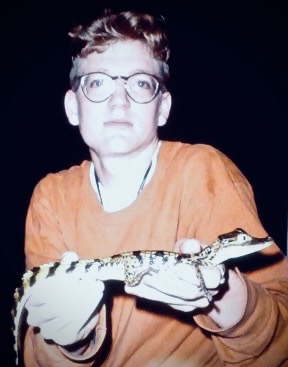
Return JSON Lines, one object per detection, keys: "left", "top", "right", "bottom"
{"left": 75, "top": 72, "right": 164, "bottom": 104}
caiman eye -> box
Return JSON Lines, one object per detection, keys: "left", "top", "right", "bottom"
{"left": 238, "top": 234, "right": 248, "bottom": 242}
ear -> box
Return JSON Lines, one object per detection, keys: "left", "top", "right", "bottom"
{"left": 157, "top": 91, "right": 172, "bottom": 127}
{"left": 64, "top": 90, "right": 80, "bottom": 126}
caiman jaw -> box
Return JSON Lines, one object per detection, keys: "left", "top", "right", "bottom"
{"left": 208, "top": 228, "right": 274, "bottom": 265}
{"left": 250, "top": 235, "right": 273, "bottom": 245}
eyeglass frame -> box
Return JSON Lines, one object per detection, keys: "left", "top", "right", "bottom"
{"left": 72, "top": 71, "right": 166, "bottom": 104}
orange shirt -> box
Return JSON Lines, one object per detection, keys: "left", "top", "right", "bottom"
{"left": 22, "top": 142, "right": 288, "bottom": 366}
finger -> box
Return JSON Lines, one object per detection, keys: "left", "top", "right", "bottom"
{"left": 61, "top": 251, "right": 79, "bottom": 263}
{"left": 33, "top": 292, "right": 101, "bottom": 344}
{"left": 26, "top": 279, "right": 104, "bottom": 336}
{"left": 127, "top": 265, "right": 224, "bottom": 300}
{"left": 173, "top": 264, "right": 202, "bottom": 286}
{"left": 125, "top": 269, "right": 207, "bottom": 302}
{"left": 26, "top": 304, "right": 58, "bottom": 327}
{"left": 201, "top": 265, "right": 226, "bottom": 288}
{"left": 174, "top": 263, "right": 226, "bottom": 289}
{"left": 218, "top": 264, "right": 226, "bottom": 284}
{"left": 41, "top": 313, "right": 99, "bottom": 345}
{"left": 170, "top": 297, "right": 211, "bottom": 312}
{"left": 174, "top": 239, "right": 202, "bottom": 254}
{"left": 125, "top": 282, "right": 200, "bottom": 304}
{"left": 126, "top": 282, "right": 213, "bottom": 312}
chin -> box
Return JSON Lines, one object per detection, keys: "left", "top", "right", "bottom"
{"left": 104, "top": 140, "right": 134, "bottom": 155}
{"left": 100, "top": 148, "right": 131, "bottom": 158}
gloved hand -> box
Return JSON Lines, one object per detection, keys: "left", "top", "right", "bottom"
{"left": 25, "top": 252, "right": 105, "bottom": 346}
{"left": 125, "top": 239, "right": 226, "bottom": 312}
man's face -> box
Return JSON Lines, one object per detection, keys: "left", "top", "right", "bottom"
{"left": 65, "top": 40, "right": 171, "bottom": 158}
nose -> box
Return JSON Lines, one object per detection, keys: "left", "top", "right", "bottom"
{"left": 108, "top": 78, "right": 130, "bottom": 108}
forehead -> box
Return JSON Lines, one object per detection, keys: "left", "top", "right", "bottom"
{"left": 80, "top": 40, "right": 160, "bottom": 75}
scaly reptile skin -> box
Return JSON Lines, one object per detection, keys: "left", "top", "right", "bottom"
{"left": 12, "top": 228, "right": 273, "bottom": 365}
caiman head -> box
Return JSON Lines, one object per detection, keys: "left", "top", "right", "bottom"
{"left": 210, "top": 228, "right": 273, "bottom": 265}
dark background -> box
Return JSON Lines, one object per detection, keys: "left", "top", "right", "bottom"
{"left": 2, "top": 1, "right": 288, "bottom": 365}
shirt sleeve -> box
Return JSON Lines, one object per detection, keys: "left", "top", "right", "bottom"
{"left": 194, "top": 265, "right": 288, "bottom": 365}
{"left": 22, "top": 175, "right": 108, "bottom": 366}
{"left": 181, "top": 146, "right": 288, "bottom": 365}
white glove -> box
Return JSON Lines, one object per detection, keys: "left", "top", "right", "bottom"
{"left": 25, "top": 252, "right": 104, "bottom": 346}
{"left": 125, "top": 239, "right": 226, "bottom": 312}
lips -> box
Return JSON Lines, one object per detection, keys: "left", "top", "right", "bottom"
{"left": 104, "top": 120, "right": 133, "bottom": 127}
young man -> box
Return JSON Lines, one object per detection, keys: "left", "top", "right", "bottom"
{"left": 20, "top": 9, "right": 288, "bottom": 367}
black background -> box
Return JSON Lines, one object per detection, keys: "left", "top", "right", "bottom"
{"left": 2, "top": 1, "right": 288, "bottom": 365}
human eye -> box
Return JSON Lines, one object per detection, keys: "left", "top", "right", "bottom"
{"left": 90, "top": 78, "right": 104, "bottom": 89}
{"left": 84, "top": 74, "right": 106, "bottom": 89}
{"left": 137, "top": 79, "right": 151, "bottom": 89}
{"left": 131, "top": 74, "right": 158, "bottom": 91}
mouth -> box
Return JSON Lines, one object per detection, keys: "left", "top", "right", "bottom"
{"left": 104, "top": 120, "right": 133, "bottom": 128}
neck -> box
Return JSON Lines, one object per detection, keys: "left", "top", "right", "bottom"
{"left": 91, "top": 139, "right": 160, "bottom": 188}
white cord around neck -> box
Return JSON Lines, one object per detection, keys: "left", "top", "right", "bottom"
{"left": 89, "top": 141, "right": 161, "bottom": 212}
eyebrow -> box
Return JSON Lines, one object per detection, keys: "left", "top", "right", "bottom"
{"left": 83, "top": 68, "right": 156, "bottom": 76}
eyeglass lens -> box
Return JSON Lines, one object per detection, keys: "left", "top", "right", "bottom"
{"left": 81, "top": 73, "right": 160, "bottom": 103}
